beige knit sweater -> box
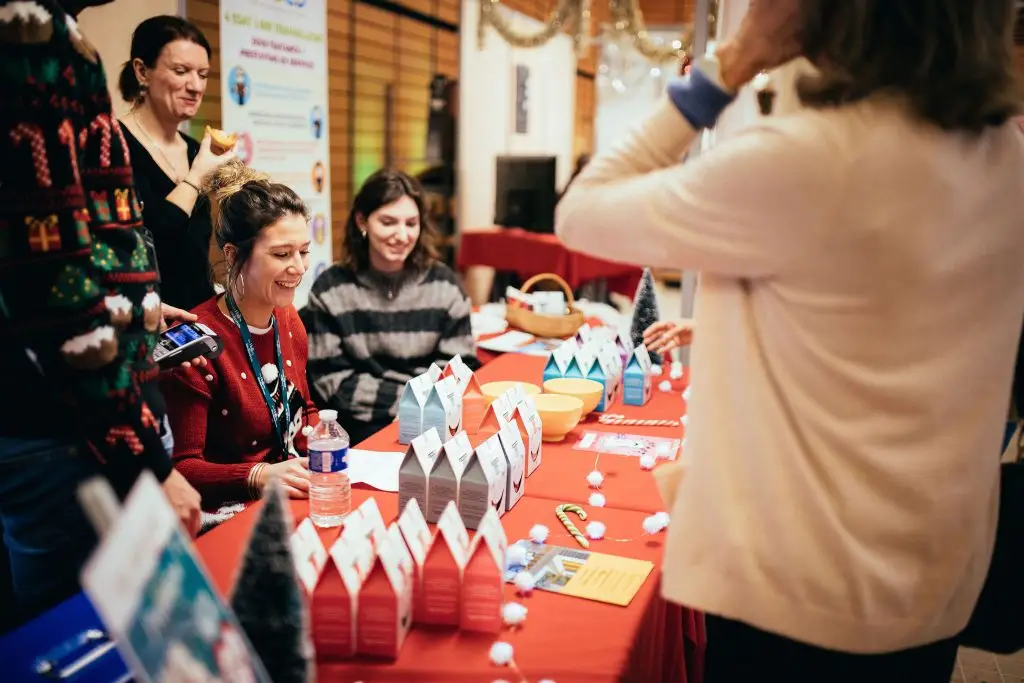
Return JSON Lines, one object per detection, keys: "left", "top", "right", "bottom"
{"left": 556, "top": 94, "right": 1024, "bottom": 653}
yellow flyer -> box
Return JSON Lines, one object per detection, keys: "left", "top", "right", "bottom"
{"left": 503, "top": 540, "right": 654, "bottom": 607}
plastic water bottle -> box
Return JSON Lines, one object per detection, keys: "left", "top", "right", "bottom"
{"left": 308, "top": 409, "right": 350, "bottom": 528}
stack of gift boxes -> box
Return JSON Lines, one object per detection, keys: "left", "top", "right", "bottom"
{"left": 542, "top": 324, "right": 655, "bottom": 410}
{"left": 299, "top": 496, "right": 509, "bottom": 662}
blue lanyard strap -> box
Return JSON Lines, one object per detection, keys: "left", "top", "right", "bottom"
{"left": 225, "top": 294, "right": 291, "bottom": 457}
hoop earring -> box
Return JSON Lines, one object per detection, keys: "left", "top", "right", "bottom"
{"left": 360, "top": 230, "right": 367, "bottom": 239}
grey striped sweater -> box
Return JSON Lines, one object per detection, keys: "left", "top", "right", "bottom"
{"left": 300, "top": 263, "right": 479, "bottom": 431}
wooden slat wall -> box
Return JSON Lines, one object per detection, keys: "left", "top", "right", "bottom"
{"left": 185, "top": 0, "right": 457, "bottom": 260}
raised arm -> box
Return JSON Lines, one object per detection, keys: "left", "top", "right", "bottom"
{"left": 555, "top": 58, "right": 837, "bottom": 279}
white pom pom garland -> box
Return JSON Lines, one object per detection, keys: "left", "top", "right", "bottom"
{"left": 585, "top": 521, "right": 606, "bottom": 540}
{"left": 586, "top": 470, "right": 604, "bottom": 489}
{"left": 501, "top": 602, "right": 528, "bottom": 627}
{"left": 639, "top": 454, "right": 656, "bottom": 471}
{"left": 513, "top": 570, "right": 536, "bottom": 595}
{"left": 489, "top": 642, "right": 514, "bottom": 666}
{"left": 651, "top": 364, "right": 663, "bottom": 376}
{"left": 588, "top": 492, "right": 606, "bottom": 508}
{"left": 653, "top": 511, "right": 670, "bottom": 528}
{"left": 507, "top": 544, "right": 528, "bottom": 568}
{"left": 658, "top": 380, "right": 672, "bottom": 392}
{"left": 529, "top": 524, "right": 549, "bottom": 544}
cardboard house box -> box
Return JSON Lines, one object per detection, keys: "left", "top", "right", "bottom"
{"left": 496, "top": 421, "right": 526, "bottom": 512}
{"left": 478, "top": 388, "right": 517, "bottom": 438}
{"left": 435, "top": 374, "right": 463, "bottom": 438}
{"left": 587, "top": 340, "right": 623, "bottom": 412}
{"left": 623, "top": 344, "right": 654, "bottom": 406}
{"left": 574, "top": 322, "right": 593, "bottom": 345}
{"left": 426, "top": 431, "right": 473, "bottom": 523}
{"left": 290, "top": 517, "right": 328, "bottom": 595}
{"left": 543, "top": 338, "right": 578, "bottom": 384}
{"left": 356, "top": 533, "right": 413, "bottom": 660}
{"left": 510, "top": 388, "right": 543, "bottom": 477}
{"left": 398, "top": 427, "right": 443, "bottom": 520}
{"left": 458, "top": 433, "right": 508, "bottom": 530}
{"left": 313, "top": 533, "right": 375, "bottom": 659}
{"left": 340, "top": 497, "right": 388, "bottom": 548}
{"left": 396, "top": 498, "right": 432, "bottom": 623}
{"left": 460, "top": 508, "right": 509, "bottom": 634}
{"left": 419, "top": 501, "right": 470, "bottom": 627}
{"left": 444, "top": 355, "right": 486, "bottom": 435}
{"left": 398, "top": 371, "right": 455, "bottom": 445}
{"left": 564, "top": 343, "right": 596, "bottom": 380}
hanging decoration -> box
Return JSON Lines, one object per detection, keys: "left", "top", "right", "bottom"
{"left": 477, "top": 0, "right": 719, "bottom": 66}
{"left": 478, "top": 0, "right": 591, "bottom": 57}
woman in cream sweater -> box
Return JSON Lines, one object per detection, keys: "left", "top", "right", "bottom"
{"left": 556, "top": 1, "right": 1024, "bottom": 680}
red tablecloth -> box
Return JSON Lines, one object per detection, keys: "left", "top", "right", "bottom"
{"left": 193, "top": 354, "right": 703, "bottom": 683}
{"left": 458, "top": 227, "right": 643, "bottom": 297}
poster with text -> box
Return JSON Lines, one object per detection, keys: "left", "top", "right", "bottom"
{"left": 221, "top": 0, "right": 331, "bottom": 307}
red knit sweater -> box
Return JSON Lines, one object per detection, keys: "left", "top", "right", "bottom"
{"left": 161, "top": 296, "right": 318, "bottom": 507}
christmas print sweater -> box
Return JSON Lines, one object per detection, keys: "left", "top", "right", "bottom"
{"left": 0, "top": 0, "right": 172, "bottom": 486}
{"left": 160, "top": 296, "right": 318, "bottom": 508}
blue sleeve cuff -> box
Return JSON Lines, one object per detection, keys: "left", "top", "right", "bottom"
{"left": 667, "top": 64, "right": 736, "bottom": 130}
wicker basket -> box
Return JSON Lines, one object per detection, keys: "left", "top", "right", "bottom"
{"left": 505, "top": 273, "right": 586, "bottom": 339}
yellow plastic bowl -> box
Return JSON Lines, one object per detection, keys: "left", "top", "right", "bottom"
{"left": 543, "top": 378, "right": 604, "bottom": 416}
{"left": 481, "top": 381, "right": 541, "bottom": 406}
{"left": 533, "top": 393, "right": 584, "bottom": 442}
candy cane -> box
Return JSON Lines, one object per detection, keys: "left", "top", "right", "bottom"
{"left": 555, "top": 504, "right": 589, "bottom": 549}
{"left": 111, "top": 116, "right": 131, "bottom": 166}
{"left": 10, "top": 123, "right": 52, "bottom": 187}
{"left": 57, "top": 119, "right": 81, "bottom": 184}
{"left": 89, "top": 114, "right": 113, "bottom": 167}
{"left": 598, "top": 413, "right": 680, "bottom": 428}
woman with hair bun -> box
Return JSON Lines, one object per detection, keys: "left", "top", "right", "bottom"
{"left": 161, "top": 160, "right": 318, "bottom": 509}
{"left": 118, "top": 15, "right": 234, "bottom": 311}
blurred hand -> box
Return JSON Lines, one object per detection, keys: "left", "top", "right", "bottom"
{"left": 716, "top": 0, "right": 802, "bottom": 91}
{"left": 643, "top": 319, "right": 695, "bottom": 354}
{"left": 260, "top": 457, "right": 311, "bottom": 499}
{"left": 162, "top": 469, "right": 202, "bottom": 537}
{"left": 158, "top": 304, "right": 208, "bottom": 369}
{"left": 186, "top": 133, "right": 235, "bottom": 186}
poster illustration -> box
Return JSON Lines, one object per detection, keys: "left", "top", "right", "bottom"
{"left": 82, "top": 473, "right": 269, "bottom": 683}
{"left": 220, "top": 0, "right": 331, "bottom": 307}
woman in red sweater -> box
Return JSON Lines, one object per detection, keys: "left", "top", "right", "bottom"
{"left": 161, "top": 160, "right": 318, "bottom": 508}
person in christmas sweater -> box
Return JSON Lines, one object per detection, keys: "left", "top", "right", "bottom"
{"left": 0, "top": 0, "right": 202, "bottom": 630}
{"left": 161, "top": 160, "right": 318, "bottom": 509}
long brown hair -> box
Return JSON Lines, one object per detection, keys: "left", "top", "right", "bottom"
{"left": 341, "top": 169, "right": 439, "bottom": 272}
{"left": 796, "top": 0, "right": 1021, "bottom": 133}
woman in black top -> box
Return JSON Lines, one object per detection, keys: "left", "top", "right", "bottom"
{"left": 118, "top": 16, "right": 233, "bottom": 310}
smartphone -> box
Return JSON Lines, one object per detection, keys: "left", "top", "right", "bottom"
{"left": 153, "top": 322, "right": 223, "bottom": 370}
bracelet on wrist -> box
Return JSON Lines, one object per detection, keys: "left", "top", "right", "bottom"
{"left": 182, "top": 178, "right": 202, "bottom": 194}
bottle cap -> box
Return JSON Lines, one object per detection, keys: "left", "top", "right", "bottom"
{"left": 319, "top": 409, "right": 338, "bottom": 422}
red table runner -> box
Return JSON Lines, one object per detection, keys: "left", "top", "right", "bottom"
{"left": 458, "top": 227, "right": 643, "bottom": 298}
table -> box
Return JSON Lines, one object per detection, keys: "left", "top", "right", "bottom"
{"left": 458, "top": 227, "right": 643, "bottom": 298}
{"left": 194, "top": 354, "right": 703, "bottom": 682}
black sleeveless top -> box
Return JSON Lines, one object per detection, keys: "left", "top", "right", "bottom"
{"left": 121, "top": 125, "right": 215, "bottom": 311}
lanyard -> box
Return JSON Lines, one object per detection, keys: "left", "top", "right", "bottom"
{"left": 225, "top": 293, "right": 290, "bottom": 456}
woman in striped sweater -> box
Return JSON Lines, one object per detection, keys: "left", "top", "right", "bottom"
{"left": 301, "top": 170, "right": 478, "bottom": 445}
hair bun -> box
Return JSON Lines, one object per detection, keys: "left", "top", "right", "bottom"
{"left": 205, "top": 158, "right": 269, "bottom": 204}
